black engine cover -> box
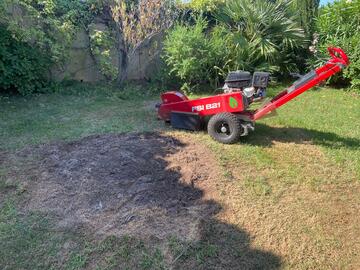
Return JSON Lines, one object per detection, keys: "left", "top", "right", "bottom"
{"left": 225, "top": 71, "right": 251, "bottom": 88}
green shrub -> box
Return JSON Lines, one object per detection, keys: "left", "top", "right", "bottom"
{"left": 0, "top": 0, "right": 105, "bottom": 61}
{"left": 0, "top": 26, "right": 50, "bottom": 95}
{"left": 315, "top": 0, "right": 360, "bottom": 90}
{"left": 292, "top": 0, "right": 320, "bottom": 39}
{"left": 182, "top": 0, "right": 225, "bottom": 12}
{"left": 215, "top": 0, "right": 306, "bottom": 74}
{"left": 163, "top": 0, "right": 306, "bottom": 93}
{"left": 0, "top": 0, "right": 106, "bottom": 94}
{"left": 89, "top": 27, "right": 118, "bottom": 81}
{"left": 163, "top": 17, "right": 216, "bottom": 93}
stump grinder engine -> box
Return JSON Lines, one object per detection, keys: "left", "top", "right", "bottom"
{"left": 157, "top": 47, "right": 349, "bottom": 144}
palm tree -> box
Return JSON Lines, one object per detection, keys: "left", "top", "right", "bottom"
{"left": 215, "top": 0, "right": 306, "bottom": 73}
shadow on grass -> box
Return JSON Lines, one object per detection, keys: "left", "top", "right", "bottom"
{"left": 171, "top": 220, "right": 282, "bottom": 270}
{"left": 243, "top": 123, "right": 360, "bottom": 149}
{"left": 0, "top": 132, "right": 281, "bottom": 269}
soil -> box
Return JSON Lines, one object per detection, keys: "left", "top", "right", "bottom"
{"left": 3, "top": 132, "right": 221, "bottom": 241}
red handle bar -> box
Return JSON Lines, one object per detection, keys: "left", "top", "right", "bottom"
{"left": 328, "top": 47, "right": 349, "bottom": 66}
{"left": 253, "top": 46, "right": 349, "bottom": 120}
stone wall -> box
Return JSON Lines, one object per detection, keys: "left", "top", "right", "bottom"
{"left": 51, "top": 28, "right": 106, "bottom": 82}
{"left": 126, "top": 32, "right": 164, "bottom": 81}
{"left": 6, "top": 3, "right": 164, "bottom": 83}
{"left": 51, "top": 17, "right": 163, "bottom": 83}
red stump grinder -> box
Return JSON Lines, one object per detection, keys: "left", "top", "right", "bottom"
{"left": 157, "top": 47, "right": 349, "bottom": 144}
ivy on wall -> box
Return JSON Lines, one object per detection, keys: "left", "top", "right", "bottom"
{"left": 89, "top": 26, "right": 118, "bottom": 81}
{"left": 0, "top": 0, "right": 109, "bottom": 93}
{"left": 0, "top": 0, "right": 103, "bottom": 63}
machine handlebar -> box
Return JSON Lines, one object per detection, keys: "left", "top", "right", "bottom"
{"left": 328, "top": 47, "right": 349, "bottom": 66}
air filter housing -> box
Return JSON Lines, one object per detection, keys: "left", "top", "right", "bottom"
{"left": 252, "top": 72, "right": 270, "bottom": 88}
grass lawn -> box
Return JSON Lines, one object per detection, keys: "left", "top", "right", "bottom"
{"left": 0, "top": 84, "right": 164, "bottom": 150}
{"left": 0, "top": 83, "right": 359, "bottom": 269}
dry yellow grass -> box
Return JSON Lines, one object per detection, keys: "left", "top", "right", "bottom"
{"left": 193, "top": 131, "right": 360, "bottom": 269}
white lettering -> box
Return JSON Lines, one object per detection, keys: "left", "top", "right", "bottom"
{"left": 192, "top": 103, "right": 221, "bottom": 112}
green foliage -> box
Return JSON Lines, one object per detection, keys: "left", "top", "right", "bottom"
{"left": 216, "top": 0, "right": 306, "bottom": 73}
{"left": 315, "top": 0, "right": 360, "bottom": 90}
{"left": 184, "top": 0, "right": 225, "bottom": 12}
{"left": 0, "top": 0, "right": 105, "bottom": 94}
{"left": 0, "top": 26, "right": 50, "bottom": 95}
{"left": 163, "top": 0, "right": 306, "bottom": 92}
{"left": 89, "top": 26, "right": 118, "bottom": 81}
{"left": 292, "top": 0, "right": 320, "bottom": 38}
{"left": 163, "top": 17, "right": 231, "bottom": 92}
{"left": 0, "top": 0, "right": 103, "bottom": 63}
{"left": 164, "top": 18, "right": 212, "bottom": 93}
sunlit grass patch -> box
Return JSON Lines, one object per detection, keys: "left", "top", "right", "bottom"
{"left": 0, "top": 83, "right": 164, "bottom": 150}
{"left": 192, "top": 86, "right": 360, "bottom": 268}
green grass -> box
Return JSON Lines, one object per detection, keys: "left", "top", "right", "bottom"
{"left": 0, "top": 200, "right": 168, "bottom": 270}
{"left": 63, "top": 236, "right": 167, "bottom": 270}
{"left": 0, "top": 83, "right": 164, "bottom": 150}
{"left": 0, "top": 200, "right": 63, "bottom": 269}
{"left": 1, "top": 83, "right": 360, "bottom": 269}
{"left": 190, "top": 86, "right": 360, "bottom": 268}
{"left": 263, "top": 87, "right": 360, "bottom": 177}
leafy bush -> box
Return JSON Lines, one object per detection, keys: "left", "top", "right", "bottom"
{"left": 292, "top": 0, "right": 320, "bottom": 39}
{"left": 0, "top": 0, "right": 106, "bottom": 94}
{"left": 216, "top": 0, "right": 306, "bottom": 74}
{"left": 0, "top": 0, "right": 102, "bottom": 63}
{"left": 182, "top": 0, "right": 225, "bottom": 12}
{"left": 163, "top": 0, "right": 306, "bottom": 92}
{"left": 89, "top": 27, "right": 118, "bottom": 81}
{"left": 0, "top": 26, "right": 50, "bottom": 95}
{"left": 163, "top": 17, "right": 231, "bottom": 93}
{"left": 315, "top": 0, "right": 360, "bottom": 90}
{"left": 164, "top": 18, "right": 211, "bottom": 92}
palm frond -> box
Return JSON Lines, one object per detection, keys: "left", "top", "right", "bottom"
{"left": 216, "top": 0, "right": 305, "bottom": 72}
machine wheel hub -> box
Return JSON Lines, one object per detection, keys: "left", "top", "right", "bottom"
{"left": 220, "top": 126, "right": 228, "bottom": 133}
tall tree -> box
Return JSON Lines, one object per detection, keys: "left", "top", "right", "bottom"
{"left": 294, "top": 0, "right": 320, "bottom": 39}
{"left": 111, "top": 0, "right": 178, "bottom": 81}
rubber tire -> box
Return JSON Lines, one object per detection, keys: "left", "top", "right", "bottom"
{"left": 207, "top": 113, "right": 242, "bottom": 144}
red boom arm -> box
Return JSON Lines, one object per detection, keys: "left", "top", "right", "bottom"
{"left": 253, "top": 47, "right": 349, "bottom": 120}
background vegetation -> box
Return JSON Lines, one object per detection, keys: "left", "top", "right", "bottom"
{"left": 0, "top": 0, "right": 359, "bottom": 146}
{"left": 314, "top": 0, "right": 360, "bottom": 90}
{"left": 165, "top": 0, "right": 306, "bottom": 92}
{"left": 1, "top": 0, "right": 359, "bottom": 95}
{"left": 0, "top": 0, "right": 105, "bottom": 94}
{"left": 0, "top": 26, "right": 50, "bottom": 95}
{"left": 164, "top": 0, "right": 359, "bottom": 93}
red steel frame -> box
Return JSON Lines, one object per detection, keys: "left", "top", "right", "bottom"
{"left": 158, "top": 47, "right": 349, "bottom": 122}
{"left": 252, "top": 47, "right": 349, "bottom": 120}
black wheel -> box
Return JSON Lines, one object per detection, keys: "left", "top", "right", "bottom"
{"left": 207, "top": 113, "right": 242, "bottom": 144}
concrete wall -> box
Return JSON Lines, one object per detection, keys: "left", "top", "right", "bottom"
{"left": 52, "top": 18, "right": 163, "bottom": 82}
{"left": 6, "top": 3, "right": 163, "bottom": 83}
{"left": 51, "top": 28, "right": 106, "bottom": 82}
{"left": 126, "top": 32, "right": 164, "bottom": 81}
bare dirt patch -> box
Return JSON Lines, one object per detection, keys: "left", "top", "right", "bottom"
{"left": 4, "top": 133, "right": 222, "bottom": 241}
